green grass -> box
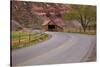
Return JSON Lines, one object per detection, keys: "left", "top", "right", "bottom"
{"left": 12, "top": 31, "right": 37, "bottom": 39}
{"left": 11, "top": 31, "right": 49, "bottom": 50}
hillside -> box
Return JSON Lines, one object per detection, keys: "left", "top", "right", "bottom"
{"left": 11, "top": 1, "right": 96, "bottom": 31}
{"left": 11, "top": 1, "right": 74, "bottom": 31}
{"left": 11, "top": 1, "right": 43, "bottom": 30}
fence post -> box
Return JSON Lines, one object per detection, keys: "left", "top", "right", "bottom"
{"left": 80, "top": 27, "right": 81, "bottom": 32}
{"left": 29, "top": 32, "right": 31, "bottom": 44}
{"left": 19, "top": 32, "right": 21, "bottom": 45}
{"left": 88, "top": 26, "right": 90, "bottom": 32}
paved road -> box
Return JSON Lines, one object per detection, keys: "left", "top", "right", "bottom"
{"left": 12, "top": 32, "right": 96, "bottom": 66}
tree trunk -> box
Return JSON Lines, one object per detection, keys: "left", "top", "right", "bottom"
{"left": 83, "top": 27, "right": 86, "bottom": 32}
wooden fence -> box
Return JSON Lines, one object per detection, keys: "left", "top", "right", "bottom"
{"left": 64, "top": 26, "right": 96, "bottom": 33}
{"left": 11, "top": 32, "right": 48, "bottom": 49}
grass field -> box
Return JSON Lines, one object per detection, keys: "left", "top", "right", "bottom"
{"left": 11, "top": 31, "right": 49, "bottom": 50}
{"left": 64, "top": 28, "right": 96, "bottom": 35}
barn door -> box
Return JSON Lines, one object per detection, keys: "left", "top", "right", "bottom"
{"left": 48, "top": 25, "right": 56, "bottom": 31}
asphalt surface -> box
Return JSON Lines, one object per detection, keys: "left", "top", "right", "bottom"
{"left": 12, "top": 32, "right": 96, "bottom": 66}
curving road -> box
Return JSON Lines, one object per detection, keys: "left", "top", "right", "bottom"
{"left": 12, "top": 32, "right": 96, "bottom": 66}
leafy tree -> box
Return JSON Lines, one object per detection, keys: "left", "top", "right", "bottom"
{"left": 64, "top": 5, "right": 96, "bottom": 32}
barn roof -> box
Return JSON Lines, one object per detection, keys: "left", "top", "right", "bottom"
{"left": 52, "top": 18, "right": 65, "bottom": 27}
{"left": 42, "top": 20, "right": 50, "bottom": 26}
{"left": 42, "top": 18, "right": 65, "bottom": 28}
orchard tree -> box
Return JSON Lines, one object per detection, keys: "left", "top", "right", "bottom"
{"left": 64, "top": 5, "right": 96, "bottom": 32}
